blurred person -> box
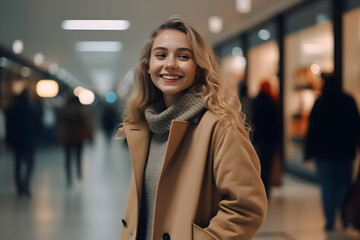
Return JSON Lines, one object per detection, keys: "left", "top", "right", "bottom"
{"left": 5, "top": 88, "right": 43, "bottom": 198}
{"left": 57, "top": 95, "right": 93, "bottom": 187}
{"left": 101, "top": 103, "right": 121, "bottom": 142}
{"left": 305, "top": 73, "right": 360, "bottom": 231}
{"left": 118, "top": 16, "right": 267, "bottom": 240}
{"left": 251, "top": 79, "right": 279, "bottom": 198}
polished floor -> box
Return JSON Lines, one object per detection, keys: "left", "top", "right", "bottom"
{"left": 0, "top": 130, "right": 359, "bottom": 240}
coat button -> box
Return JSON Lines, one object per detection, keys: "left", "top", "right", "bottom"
{"left": 162, "top": 233, "right": 170, "bottom": 240}
{"left": 121, "top": 219, "right": 127, "bottom": 227}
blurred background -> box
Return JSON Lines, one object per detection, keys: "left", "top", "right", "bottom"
{"left": 0, "top": 0, "right": 360, "bottom": 239}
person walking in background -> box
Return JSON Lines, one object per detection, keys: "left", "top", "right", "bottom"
{"left": 251, "top": 79, "right": 279, "bottom": 198}
{"left": 118, "top": 16, "right": 267, "bottom": 240}
{"left": 305, "top": 73, "right": 360, "bottom": 231}
{"left": 5, "top": 89, "right": 43, "bottom": 198}
{"left": 57, "top": 95, "right": 93, "bottom": 187}
{"left": 101, "top": 103, "right": 121, "bottom": 142}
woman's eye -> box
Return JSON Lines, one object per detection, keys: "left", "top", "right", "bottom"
{"left": 178, "top": 55, "right": 189, "bottom": 60}
{"left": 155, "top": 53, "right": 166, "bottom": 58}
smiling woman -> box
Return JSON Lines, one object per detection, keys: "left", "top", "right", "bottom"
{"left": 148, "top": 29, "right": 197, "bottom": 107}
{"left": 118, "top": 16, "right": 267, "bottom": 240}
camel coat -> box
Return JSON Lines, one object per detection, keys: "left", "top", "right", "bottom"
{"left": 120, "top": 111, "right": 267, "bottom": 240}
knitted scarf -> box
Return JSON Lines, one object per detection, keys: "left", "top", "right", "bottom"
{"left": 144, "top": 93, "right": 205, "bottom": 134}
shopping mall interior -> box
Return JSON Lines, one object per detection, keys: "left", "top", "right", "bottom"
{"left": 1, "top": 0, "right": 360, "bottom": 239}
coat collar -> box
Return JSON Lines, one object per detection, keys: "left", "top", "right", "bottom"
{"left": 123, "top": 120, "right": 190, "bottom": 205}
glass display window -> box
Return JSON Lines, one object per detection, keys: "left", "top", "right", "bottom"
{"left": 218, "top": 38, "right": 246, "bottom": 96}
{"left": 343, "top": 7, "right": 360, "bottom": 111}
{"left": 247, "top": 41, "right": 279, "bottom": 99}
{"left": 247, "top": 20, "right": 279, "bottom": 99}
{"left": 284, "top": 21, "right": 333, "bottom": 167}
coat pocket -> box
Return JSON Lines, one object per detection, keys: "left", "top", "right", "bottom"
{"left": 192, "top": 223, "right": 216, "bottom": 240}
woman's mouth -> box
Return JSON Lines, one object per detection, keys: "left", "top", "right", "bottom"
{"left": 160, "top": 74, "right": 183, "bottom": 82}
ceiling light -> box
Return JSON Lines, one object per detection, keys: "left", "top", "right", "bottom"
{"left": 232, "top": 47, "right": 243, "bottom": 57}
{"left": 258, "top": 29, "right": 271, "bottom": 40}
{"left": 36, "top": 80, "right": 59, "bottom": 98}
{"left": 12, "top": 40, "right": 24, "bottom": 54}
{"left": 62, "top": 20, "right": 130, "bottom": 30}
{"left": 34, "top": 53, "right": 44, "bottom": 66}
{"left": 79, "top": 89, "right": 95, "bottom": 105}
{"left": 49, "top": 62, "right": 59, "bottom": 74}
{"left": 236, "top": 0, "right": 251, "bottom": 13}
{"left": 20, "top": 67, "right": 30, "bottom": 77}
{"left": 74, "top": 86, "right": 84, "bottom": 96}
{"left": 76, "top": 41, "right": 122, "bottom": 52}
{"left": 105, "top": 91, "right": 117, "bottom": 104}
{"left": 209, "top": 16, "right": 223, "bottom": 34}
{"left": 311, "top": 64, "right": 321, "bottom": 74}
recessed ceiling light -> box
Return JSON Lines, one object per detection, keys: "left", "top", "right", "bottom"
{"left": 76, "top": 41, "right": 122, "bottom": 52}
{"left": 236, "top": 0, "right": 251, "bottom": 13}
{"left": 62, "top": 20, "right": 130, "bottom": 30}
{"left": 12, "top": 40, "right": 24, "bottom": 54}
{"left": 258, "top": 29, "right": 271, "bottom": 40}
{"left": 34, "top": 52, "right": 44, "bottom": 66}
{"left": 209, "top": 16, "right": 223, "bottom": 34}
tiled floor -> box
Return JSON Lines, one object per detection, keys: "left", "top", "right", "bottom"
{"left": 0, "top": 130, "right": 359, "bottom": 240}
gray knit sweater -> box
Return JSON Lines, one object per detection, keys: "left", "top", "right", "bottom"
{"left": 137, "top": 93, "right": 204, "bottom": 240}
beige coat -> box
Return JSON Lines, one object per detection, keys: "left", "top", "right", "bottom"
{"left": 120, "top": 111, "right": 267, "bottom": 240}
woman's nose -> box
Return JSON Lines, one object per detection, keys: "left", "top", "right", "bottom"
{"left": 164, "top": 56, "right": 177, "bottom": 69}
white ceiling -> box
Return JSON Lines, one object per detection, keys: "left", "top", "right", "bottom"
{"left": 0, "top": 0, "right": 305, "bottom": 97}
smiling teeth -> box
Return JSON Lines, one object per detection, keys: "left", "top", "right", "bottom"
{"left": 162, "top": 75, "right": 181, "bottom": 80}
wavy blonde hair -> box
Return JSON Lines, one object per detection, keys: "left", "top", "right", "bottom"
{"left": 122, "top": 16, "right": 249, "bottom": 135}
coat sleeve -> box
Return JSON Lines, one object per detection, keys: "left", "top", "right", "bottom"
{"left": 204, "top": 124, "right": 267, "bottom": 240}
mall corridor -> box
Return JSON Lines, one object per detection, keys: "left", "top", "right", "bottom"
{"left": 0, "top": 129, "right": 359, "bottom": 240}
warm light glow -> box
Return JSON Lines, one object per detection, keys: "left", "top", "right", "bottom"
{"left": 34, "top": 53, "right": 44, "bottom": 66}
{"left": 12, "top": 81, "right": 26, "bottom": 95}
{"left": 12, "top": 40, "right": 23, "bottom": 54}
{"left": 76, "top": 41, "right": 122, "bottom": 52}
{"left": 62, "top": 20, "right": 130, "bottom": 30}
{"left": 258, "top": 29, "right": 271, "bottom": 40}
{"left": 78, "top": 89, "right": 95, "bottom": 105}
{"left": 236, "top": 0, "right": 251, "bottom": 13}
{"left": 73, "top": 86, "right": 84, "bottom": 96}
{"left": 209, "top": 16, "right": 223, "bottom": 33}
{"left": 36, "top": 80, "right": 59, "bottom": 98}
{"left": 310, "top": 64, "right": 321, "bottom": 74}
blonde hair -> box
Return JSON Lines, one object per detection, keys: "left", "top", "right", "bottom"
{"left": 122, "top": 16, "right": 249, "bottom": 135}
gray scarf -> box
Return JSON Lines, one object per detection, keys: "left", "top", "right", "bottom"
{"left": 144, "top": 93, "right": 205, "bottom": 134}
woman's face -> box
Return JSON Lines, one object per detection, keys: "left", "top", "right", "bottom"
{"left": 148, "top": 29, "right": 197, "bottom": 107}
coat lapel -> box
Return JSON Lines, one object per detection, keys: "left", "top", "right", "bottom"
{"left": 162, "top": 120, "right": 190, "bottom": 171}
{"left": 123, "top": 123, "right": 150, "bottom": 203}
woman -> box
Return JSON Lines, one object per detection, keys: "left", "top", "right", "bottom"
{"left": 119, "top": 16, "right": 267, "bottom": 240}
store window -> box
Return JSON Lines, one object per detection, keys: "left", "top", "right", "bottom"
{"left": 247, "top": 21, "right": 279, "bottom": 99}
{"left": 218, "top": 37, "right": 246, "bottom": 96}
{"left": 283, "top": 0, "right": 333, "bottom": 172}
{"left": 343, "top": 6, "right": 360, "bottom": 111}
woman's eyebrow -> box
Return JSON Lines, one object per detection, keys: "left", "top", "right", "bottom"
{"left": 177, "top": 47, "right": 193, "bottom": 54}
{"left": 152, "top": 47, "right": 193, "bottom": 54}
{"left": 152, "top": 47, "right": 167, "bottom": 52}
